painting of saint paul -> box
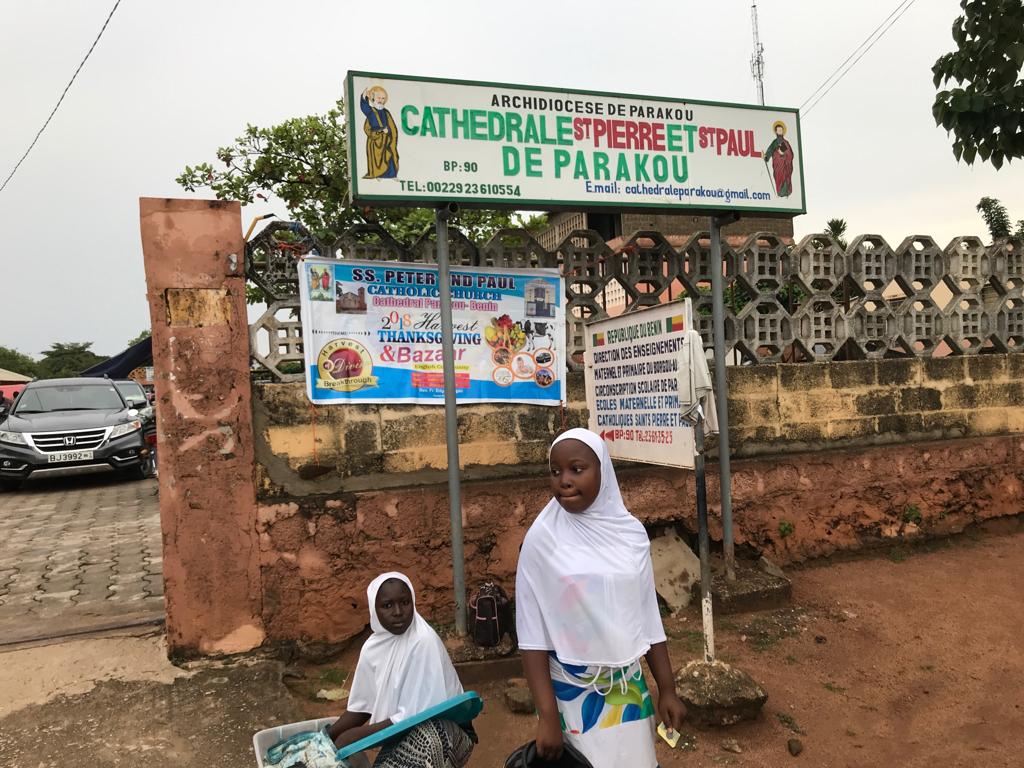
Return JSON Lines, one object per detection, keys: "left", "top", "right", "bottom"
{"left": 763, "top": 120, "right": 795, "bottom": 198}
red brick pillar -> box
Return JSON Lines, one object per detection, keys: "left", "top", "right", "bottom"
{"left": 140, "top": 198, "right": 263, "bottom": 658}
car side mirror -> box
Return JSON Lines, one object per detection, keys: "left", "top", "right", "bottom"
{"left": 0, "top": 405, "right": 7, "bottom": 419}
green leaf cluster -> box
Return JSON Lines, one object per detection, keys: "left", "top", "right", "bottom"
{"left": 825, "top": 218, "right": 848, "bottom": 250}
{"left": 176, "top": 99, "right": 517, "bottom": 243}
{"left": 518, "top": 212, "right": 550, "bottom": 232}
{"left": 36, "top": 342, "right": 107, "bottom": 379}
{"left": 126, "top": 329, "right": 151, "bottom": 347}
{"left": 695, "top": 282, "right": 752, "bottom": 316}
{"left": 932, "top": 0, "right": 1024, "bottom": 169}
{"left": 976, "top": 196, "right": 1024, "bottom": 241}
{"left": 0, "top": 346, "right": 39, "bottom": 378}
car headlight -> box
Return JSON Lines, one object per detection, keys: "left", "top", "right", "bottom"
{"left": 0, "top": 430, "right": 26, "bottom": 445}
{"left": 109, "top": 420, "right": 142, "bottom": 439}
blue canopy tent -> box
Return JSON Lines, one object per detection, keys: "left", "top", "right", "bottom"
{"left": 81, "top": 337, "right": 158, "bottom": 464}
{"left": 81, "top": 336, "right": 152, "bottom": 379}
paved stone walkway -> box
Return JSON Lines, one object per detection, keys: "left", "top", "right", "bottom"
{"left": 0, "top": 474, "right": 163, "bottom": 644}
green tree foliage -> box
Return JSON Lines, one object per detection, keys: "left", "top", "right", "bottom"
{"left": 825, "top": 218, "right": 849, "bottom": 250}
{"left": 36, "top": 342, "right": 107, "bottom": 379}
{"left": 932, "top": 0, "right": 1024, "bottom": 169}
{"left": 176, "top": 99, "right": 516, "bottom": 243}
{"left": 0, "top": 346, "right": 38, "bottom": 377}
{"left": 696, "top": 283, "right": 753, "bottom": 316}
{"left": 976, "top": 197, "right": 1024, "bottom": 241}
{"left": 126, "top": 329, "right": 151, "bottom": 347}
{"left": 977, "top": 197, "right": 1012, "bottom": 239}
{"left": 518, "top": 212, "right": 550, "bottom": 233}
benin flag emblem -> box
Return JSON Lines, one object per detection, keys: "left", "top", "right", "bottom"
{"left": 592, "top": 332, "right": 605, "bottom": 347}
{"left": 666, "top": 315, "right": 685, "bottom": 333}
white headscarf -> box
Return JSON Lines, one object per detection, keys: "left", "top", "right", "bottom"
{"left": 346, "top": 572, "right": 464, "bottom": 724}
{"left": 515, "top": 428, "right": 666, "bottom": 668}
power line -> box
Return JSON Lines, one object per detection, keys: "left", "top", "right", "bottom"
{"left": 800, "top": 0, "right": 913, "bottom": 110}
{"left": 804, "top": 0, "right": 919, "bottom": 116}
{"left": 798, "top": 0, "right": 913, "bottom": 111}
{"left": 803, "top": 0, "right": 919, "bottom": 115}
{"left": 801, "top": 0, "right": 918, "bottom": 116}
{"left": 0, "top": 0, "right": 124, "bottom": 194}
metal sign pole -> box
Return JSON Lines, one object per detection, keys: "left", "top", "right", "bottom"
{"left": 709, "top": 215, "right": 736, "bottom": 582}
{"left": 693, "top": 411, "right": 716, "bottom": 662}
{"left": 435, "top": 205, "right": 467, "bottom": 636}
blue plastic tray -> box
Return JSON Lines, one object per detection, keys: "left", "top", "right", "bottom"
{"left": 335, "top": 691, "right": 483, "bottom": 760}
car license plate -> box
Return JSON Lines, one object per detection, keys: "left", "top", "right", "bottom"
{"left": 47, "top": 450, "right": 94, "bottom": 463}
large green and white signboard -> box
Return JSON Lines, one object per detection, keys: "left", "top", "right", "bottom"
{"left": 346, "top": 71, "right": 805, "bottom": 215}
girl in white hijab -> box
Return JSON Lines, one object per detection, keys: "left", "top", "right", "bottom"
{"left": 516, "top": 428, "right": 686, "bottom": 768}
{"left": 328, "top": 572, "right": 474, "bottom": 768}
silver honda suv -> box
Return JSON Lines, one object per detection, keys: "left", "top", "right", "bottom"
{"left": 0, "top": 377, "right": 153, "bottom": 491}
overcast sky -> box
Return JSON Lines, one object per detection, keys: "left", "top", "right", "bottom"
{"left": 0, "top": 0, "right": 1019, "bottom": 358}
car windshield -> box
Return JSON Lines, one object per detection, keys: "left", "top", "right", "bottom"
{"left": 115, "top": 381, "right": 147, "bottom": 404}
{"left": 14, "top": 384, "right": 125, "bottom": 414}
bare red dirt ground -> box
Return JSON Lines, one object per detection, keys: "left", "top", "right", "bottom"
{"left": 298, "top": 527, "right": 1024, "bottom": 768}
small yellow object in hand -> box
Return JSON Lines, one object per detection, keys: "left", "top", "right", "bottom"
{"left": 657, "top": 722, "right": 681, "bottom": 749}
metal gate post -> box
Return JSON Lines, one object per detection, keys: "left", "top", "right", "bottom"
{"left": 709, "top": 215, "right": 736, "bottom": 582}
{"left": 435, "top": 205, "right": 468, "bottom": 636}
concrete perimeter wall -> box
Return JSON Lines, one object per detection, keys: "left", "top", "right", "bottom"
{"left": 251, "top": 358, "right": 1024, "bottom": 646}
{"left": 252, "top": 434, "right": 1024, "bottom": 646}
{"left": 254, "top": 357, "right": 1024, "bottom": 498}
{"left": 142, "top": 198, "right": 1024, "bottom": 658}
{"left": 728, "top": 355, "right": 1024, "bottom": 453}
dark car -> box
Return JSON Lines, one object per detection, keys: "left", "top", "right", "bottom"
{"left": 114, "top": 379, "right": 158, "bottom": 471}
{"left": 0, "top": 377, "right": 153, "bottom": 491}
{"left": 114, "top": 380, "right": 156, "bottom": 427}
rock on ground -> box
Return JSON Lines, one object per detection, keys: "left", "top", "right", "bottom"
{"left": 315, "top": 686, "right": 349, "bottom": 701}
{"left": 444, "top": 633, "right": 517, "bottom": 662}
{"left": 504, "top": 677, "right": 535, "bottom": 714}
{"left": 650, "top": 529, "right": 701, "bottom": 611}
{"left": 757, "top": 556, "right": 787, "bottom": 579}
{"left": 675, "top": 660, "right": 767, "bottom": 727}
{"left": 721, "top": 737, "right": 743, "bottom": 753}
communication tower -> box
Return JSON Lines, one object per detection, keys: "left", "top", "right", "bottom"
{"left": 750, "top": 1, "right": 766, "bottom": 105}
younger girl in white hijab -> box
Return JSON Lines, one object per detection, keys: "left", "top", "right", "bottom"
{"left": 516, "top": 428, "right": 686, "bottom": 768}
{"left": 328, "top": 572, "right": 475, "bottom": 768}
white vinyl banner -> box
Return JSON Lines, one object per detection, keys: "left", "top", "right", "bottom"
{"left": 584, "top": 301, "right": 697, "bottom": 469}
{"left": 299, "top": 258, "right": 566, "bottom": 405}
{"left": 347, "top": 71, "right": 804, "bottom": 215}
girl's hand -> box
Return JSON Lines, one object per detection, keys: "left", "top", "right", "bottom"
{"left": 657, "top": 691, "right": 687, "bottom": 733}
{"left": 333, "top": 729, "right": 359, "bottom": 749}
{"left": 535, "top": 713, "right": 564, "bottom": 761}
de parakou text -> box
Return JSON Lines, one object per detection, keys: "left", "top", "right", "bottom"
{"left": 400, "top": 102, "right": 764, "bottom": 184}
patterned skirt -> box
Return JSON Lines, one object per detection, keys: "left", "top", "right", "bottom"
{"left": 549, "top": 653, "right": 659, "bottom": 768}
{"left": 348, "top": 719, "right": 474, "bottom": 768}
